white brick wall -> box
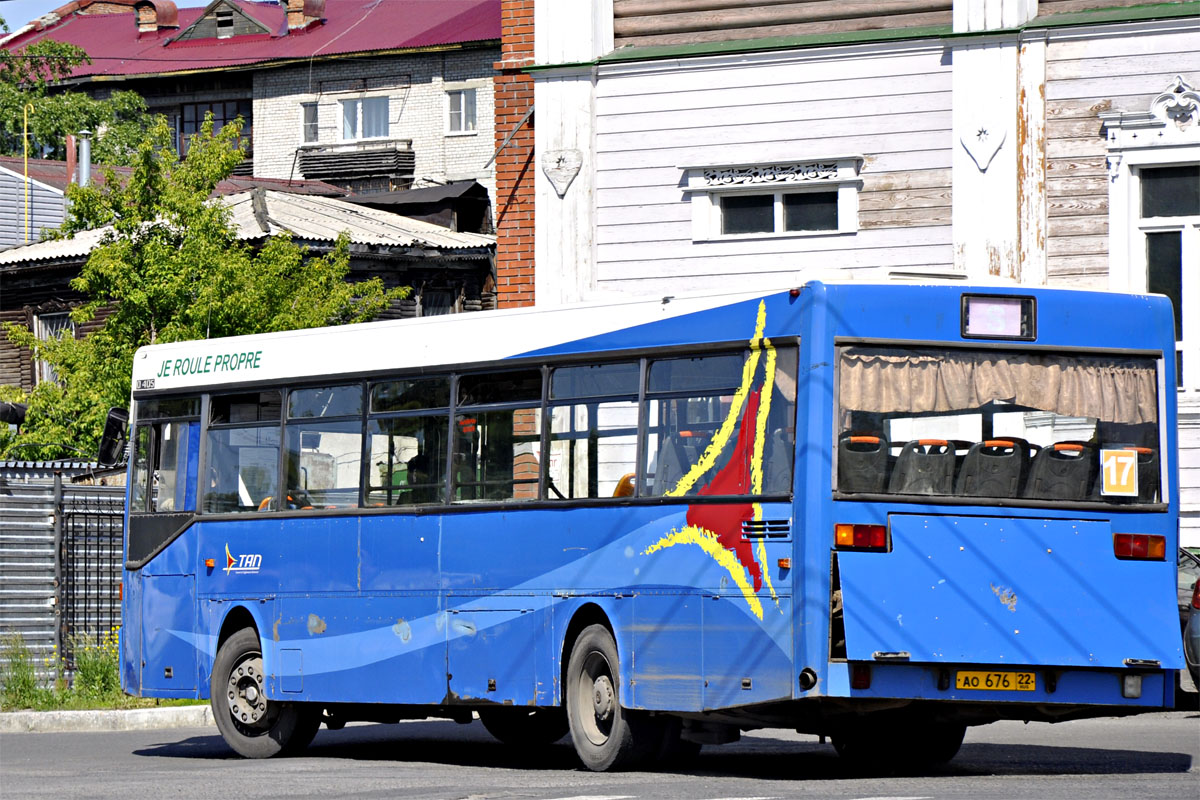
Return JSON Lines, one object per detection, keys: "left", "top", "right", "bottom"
{"left": 252, "top": 48, "right": 498, "bottom": 199}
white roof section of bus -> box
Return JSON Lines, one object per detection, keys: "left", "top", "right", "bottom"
{"left": 132, "top": 289, "right": 784, "bottom": 393}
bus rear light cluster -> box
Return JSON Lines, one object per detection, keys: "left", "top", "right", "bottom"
{"left": 835, "top": 523, "right": 888, "bottom": 551}
{"left": 850, "top": 663, "right": 871, "bottom": 689}
{"left": 1112, "top": 533, "right": 1166, "bottom": 560}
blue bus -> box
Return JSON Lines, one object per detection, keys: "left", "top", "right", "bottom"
{"left": 120, "top": 282, "right": 1183, "bottom": 769}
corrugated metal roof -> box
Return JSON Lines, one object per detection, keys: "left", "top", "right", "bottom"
{"left": 225, "top": 190, "right": 495, "bottom": 248}
{"left": 347, "top": 179, "right": 485, "bottom": 206}
{"left": 0, "top": 189, "right": 494, "bottom": 265}
{"left": 2, "top": 0, "right": 501, "bottom": 79}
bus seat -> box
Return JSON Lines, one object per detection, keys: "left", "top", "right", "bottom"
{"left": 613, "top": 473, "right": 635, "bottom": 497}
{"left": 1134, "top": 446, "right": 1160, "bottom": 502}
{"left": 955, "top": 438, "right": 1029, "bottom": 498}
{"left": 837, "top": 432, "right": 889, "bottom": 493}
{"left": 1023, "top": 441, "right": 1096, "bottom": 500}
{"left": 888, "top": 439, "right": 956, "bottom": 495}
{"left": 654, "top": 437, "right": 689, "bottom": 494}
{"left": 1091, "top": 444, "right": 1160, "bottom": 502}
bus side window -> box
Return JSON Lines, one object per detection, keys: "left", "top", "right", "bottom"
{"left": 366, "top": 377, "right": 450, "bottom": 506}
{"left": 203, "top": 392, "right": 282, "bottom": 514}
{"left": 547, "top": 362, "right": 639, "bottom": 500}
{"left": 454, "top": 370, "right": 542, "bottom": 502}
{"left": 643, "top": 347, "right": 796, "bottom": 498}
{"left": 284, "top": 385, "right": 363, "bottom": 509}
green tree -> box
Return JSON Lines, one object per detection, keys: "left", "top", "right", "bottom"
{"left": 2, "top": 117, "right": 406, "bottom": 460}
{"left": 0, "top": 18, "right": 150, "bottom": 163}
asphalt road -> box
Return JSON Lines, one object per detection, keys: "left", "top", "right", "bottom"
{"left": 2, "top": 709, "right": 1197, "bottom": 800}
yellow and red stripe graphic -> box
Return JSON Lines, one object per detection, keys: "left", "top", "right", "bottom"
{"left": 642, "top": 300, "right": 781, "bottom": 620}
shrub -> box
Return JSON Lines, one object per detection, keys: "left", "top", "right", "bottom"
{"left": 0, "top": 634, "right": 52, "bottom": 710}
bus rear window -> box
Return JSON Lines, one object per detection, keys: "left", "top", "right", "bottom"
{"left": 835, "top": 346, "right": 1162, "bottom": 504}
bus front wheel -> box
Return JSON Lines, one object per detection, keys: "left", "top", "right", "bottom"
{"left": 210, "top": 628, "right": 322, "bottom": 758}
{"left": 565, "top": 624, "right": 660, "bottom": 771}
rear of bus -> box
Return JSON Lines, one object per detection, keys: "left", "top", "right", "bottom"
{"left": 807, "top": 283, "right": 1181, "bottom": 745}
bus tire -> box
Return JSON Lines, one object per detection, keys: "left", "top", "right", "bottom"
{"left": 565, "top": 624, "right": 659, "bottom": 771}
{"left": 479, "top": 707, "right": 569, "bottom": 747}
{"left": 210, "top": 628, "right": 322, "bottom": 758}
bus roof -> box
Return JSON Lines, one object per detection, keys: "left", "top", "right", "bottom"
{"left": 130, "top": 282, "right": 1172, "bottom": 395}
{"left": 131, "top": 286, "right": 799, "bottom": 394}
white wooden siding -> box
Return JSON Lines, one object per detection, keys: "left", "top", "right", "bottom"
{"left": 593, "top": 43, "right": 953, "bottom": 293}
{"left": 1043, "top": 21, "right": 1200, "bottom": 289}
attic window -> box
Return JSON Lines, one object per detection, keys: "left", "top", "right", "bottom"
{"left": 216, "top": 9, "right": 234, "bottom": 38}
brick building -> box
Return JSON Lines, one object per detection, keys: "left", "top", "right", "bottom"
{"left": 2, "top": 0, "right": 500, "bottom": 197}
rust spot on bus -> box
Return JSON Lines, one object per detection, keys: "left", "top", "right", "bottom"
{"left": 991, "top": 583, "right": 1018, "bottom": 612}
{"left": 307, "top": 613, "right": 327, "bottom": 634}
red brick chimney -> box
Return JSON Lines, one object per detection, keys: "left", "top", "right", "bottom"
{"left": 132, "top": 0, "right": 178, "bottom": 32}
{"left": 285, "top": 0, "right": 324, "bottom": 30}
{"left": 493, "top": 0, "right": 535, "bottom": 309}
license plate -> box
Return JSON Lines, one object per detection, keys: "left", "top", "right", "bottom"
{"left": 955, "top": 671, "right": 1036, "bottom": 691}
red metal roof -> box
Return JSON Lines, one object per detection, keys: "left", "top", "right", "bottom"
{"left": 2, "top": 0, "right": 500, "bottom": 80}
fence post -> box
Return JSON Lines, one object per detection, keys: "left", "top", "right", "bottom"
{"left": 52, "top": 471, "right": 64, "bottom": 675}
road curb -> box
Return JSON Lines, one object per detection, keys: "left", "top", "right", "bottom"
{"left": 0, "top": 705, "right": 214, "bottom": 733}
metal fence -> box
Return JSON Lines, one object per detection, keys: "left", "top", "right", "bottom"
{"left": 0, "top": 476, "right": 125, "bottom": 682}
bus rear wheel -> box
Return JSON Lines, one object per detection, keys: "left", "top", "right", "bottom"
{"left": 211, "top": 628, "right": 321, "bottom": 758}
{"left": 479, "top": 707, "right": 569, "bottom": 747}
{"left": 565, "top": 624, "right": 660, "bottom": 771}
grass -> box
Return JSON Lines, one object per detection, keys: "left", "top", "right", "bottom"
{"left": 1, "top": 630, "right": 203, "bottom": 712}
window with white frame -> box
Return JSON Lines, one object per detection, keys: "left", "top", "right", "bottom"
{"left": 33, "top": 311, "right": 74, "bottom": 385}
{"left": 341, "top": 96, "right": 389, "bottom": 140}
{"left": 301, "top": 102, "right": 318, "bottom": 143}
{"left": 1101, "top": 76, "right": 1200, "bottom": 392}
{"left": 447, "top": 88, "right": 477, "bottom": 134}
{"left": 684, "top": 158, "right": 862, "bottom": 241}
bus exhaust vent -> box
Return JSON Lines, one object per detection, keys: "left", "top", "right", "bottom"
{"left": 741, "top": 519, "right": 791, "bottom": 538}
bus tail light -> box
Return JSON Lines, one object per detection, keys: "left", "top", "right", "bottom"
{"left": 1112, "top": 533, "right": 1166, "bottom": 560}
{"left": 835, "top": 523, "right": 888, "bottom": 551}
{"left": 850, "top": 663, "right": 871, "bottom": 689}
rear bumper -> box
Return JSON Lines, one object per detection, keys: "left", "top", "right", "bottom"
{"left": 823, "top": 661, "right": 1174, "bottom": 712}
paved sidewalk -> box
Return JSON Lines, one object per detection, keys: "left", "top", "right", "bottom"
{"left": 0, "top": 704, "right": 213, "bottom": 733}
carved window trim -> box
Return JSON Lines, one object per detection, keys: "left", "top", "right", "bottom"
{"left": 1101, "top": 76, "right": 1200, "bottom": 394}
{"left": 682, "top": 157, "right": 863, "bottom": 242}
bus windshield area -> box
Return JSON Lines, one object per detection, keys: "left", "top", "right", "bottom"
{"left": 836, "top": 345, "right": 1163, "bottom": 505}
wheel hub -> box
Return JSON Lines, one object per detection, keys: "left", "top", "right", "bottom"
{"left": 591, "top": 674, "right": 615, "bottom": 721}
{"left": 226, "top": 655, "right": 268, "bottom": 727}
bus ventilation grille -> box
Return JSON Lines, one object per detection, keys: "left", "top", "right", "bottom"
{"left": 741, "top": 519, "right": 791, "bottom": 539}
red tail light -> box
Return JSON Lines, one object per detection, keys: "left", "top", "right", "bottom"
{"left": 850, "top": 663, "right": 871, "bottom": 689}
{"left": 835, "top": 523, "right": 888, "bottom": 551}
{"left": 1191, "top": 579, "right": 1200, "bottom": 610}
{"left": 1112, "top": 533, "right": 1166, "bottom": 560}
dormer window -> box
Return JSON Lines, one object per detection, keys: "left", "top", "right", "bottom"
{"left": 171, "top": 1, "right": 270, "bottom": 43}
{"left": 216, "top": 9, "right": 234, "bottom": 37}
